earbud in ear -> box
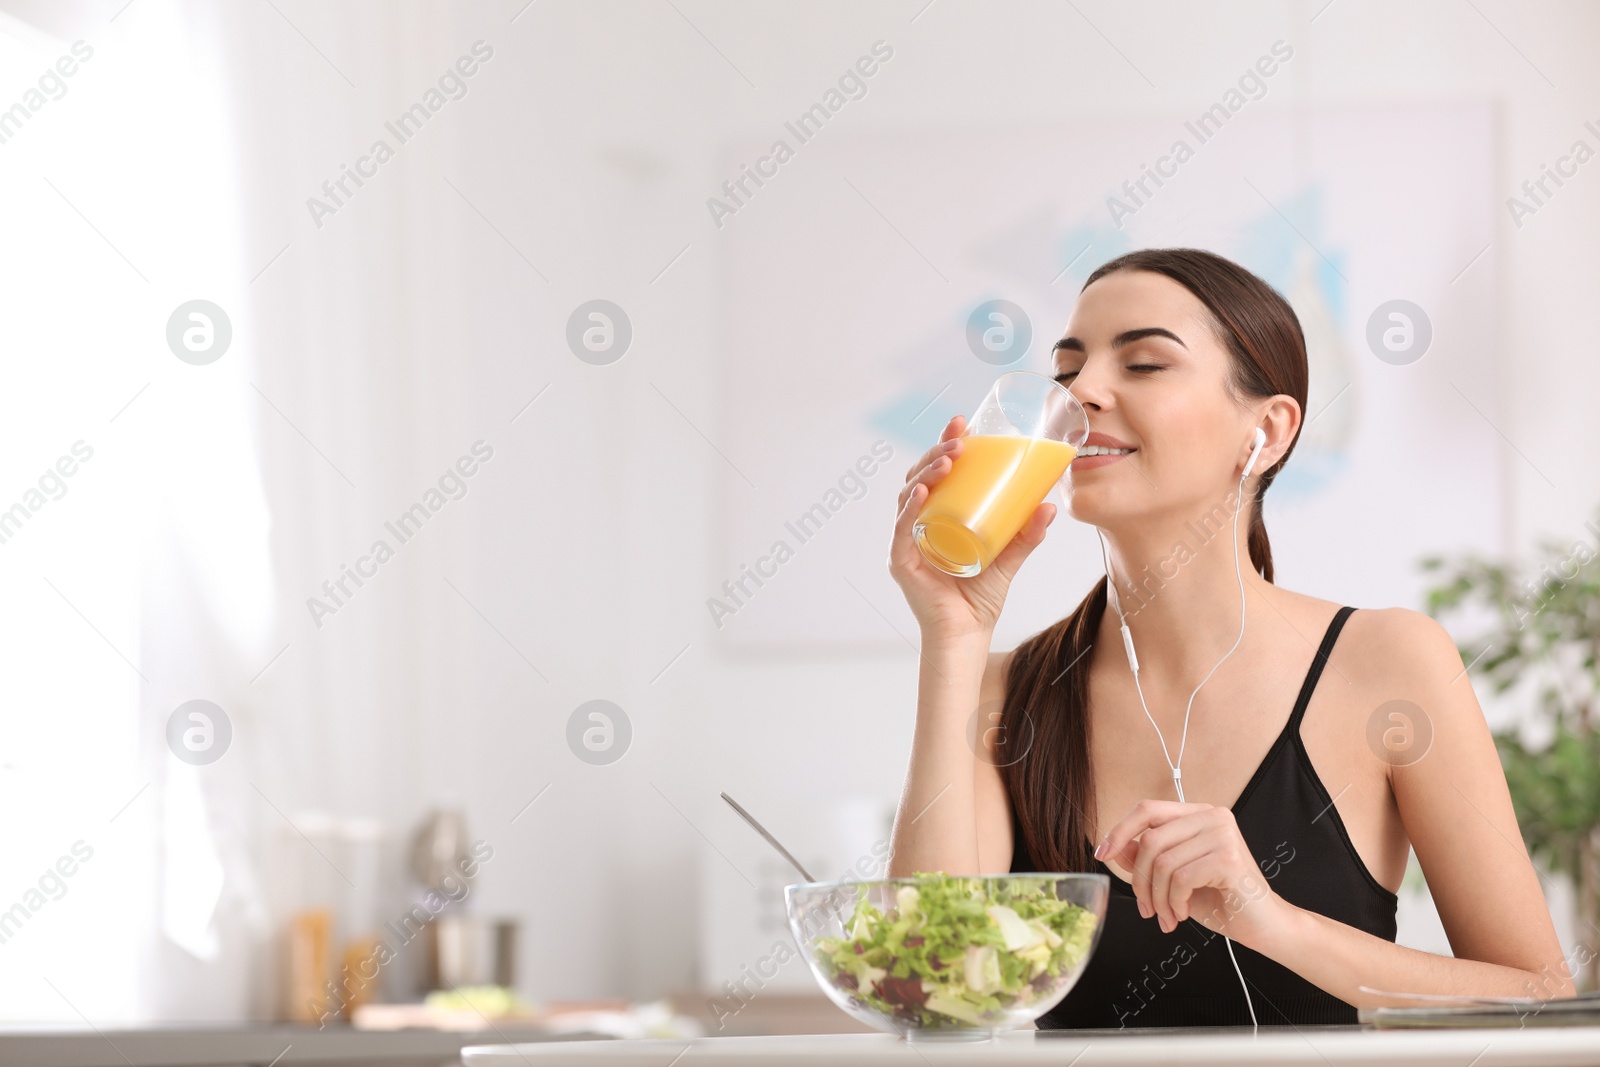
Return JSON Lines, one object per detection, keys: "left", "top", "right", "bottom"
{"left": 1241, "top": 427, "right": 1266, "bottom": 478}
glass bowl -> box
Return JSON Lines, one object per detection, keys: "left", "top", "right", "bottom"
{"left": 784, "top": 872, "right": 1109, "bottom": 1040}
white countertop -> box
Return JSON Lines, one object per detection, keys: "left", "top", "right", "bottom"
{"left": 0, "top": 1024, "right": 590, "bottom": 1067}
{"left": 463, "top": 1025, "right": 1600, "bottom": 1067}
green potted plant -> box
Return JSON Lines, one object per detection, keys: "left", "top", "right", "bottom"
{"left": 1418, "top": 511, "right": 1600, "bottom": 993}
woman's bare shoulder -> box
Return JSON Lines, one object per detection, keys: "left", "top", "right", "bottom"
{"left": 1280, "top": 594, "right": 1466, "bottom": 694}
{"left": 1269, "top": 589, "right": 1439, "bottom": 645}
{"left": 1260, "top": 590, "right": 1457, "bottom": 681}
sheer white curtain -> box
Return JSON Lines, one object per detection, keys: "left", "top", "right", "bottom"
{"left": 1, "top": 0, "right": 492, "bottom": 1020}
{"left": 0, "top": 0, "right": 277, "bottom": 1022}
{"left": 208, "top": 1, "right": 487, "bottom": 1019}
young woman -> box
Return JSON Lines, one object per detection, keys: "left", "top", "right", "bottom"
{"left": 886, "top": 248, "right": 1575, "bottom": 1028}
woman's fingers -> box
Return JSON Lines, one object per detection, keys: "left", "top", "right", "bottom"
{"left": 1010, "top": 500, "right": 1056, "bottom": 549}
{"left": 894, "top": 479, "right": 925, "bottom": 532}
{"left": 891, "top": 418, "right": 965, "bottom": 575}
{"left": 904, "top": 414, "right": 965, "bottom": 480}
{"left": 896, "top": 452, "right": 954, "bottom": 508}
{"left": 1146, "top": 832, "right": 1216, "bottom": 932}
{"left": 1098, "top": 800, "right": 1211, "bottom": 921}
{"left": 1166, "top": 848, "right": 1226, "bottom": 927}
{"left": 903, "top": 427, "right": 952, "bottom": 482}
{"left": 903, "top": 429, "right": 964, "bottom": 485}
{"left": 981, "top": 501, "right": 1055, "bottom": 586}
{"left": 897, "top": 440, "right": 963, "bottom": 516}
{"left": 1098, "top": 800, "right": 1199, "bottom": 872}
{"left": 1131, "top": 817, "right": 1208, "bottom": 927}
{"left": 890, "top": 480, "right": 927, "bottom": 568}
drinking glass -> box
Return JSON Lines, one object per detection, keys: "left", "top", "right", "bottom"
{"left": 913, "top": 371, "right": 1088, "bottom": 577}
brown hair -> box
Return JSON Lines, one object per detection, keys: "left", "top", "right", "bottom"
{"left": 999, "top": 247, "right": 1309, "bottom": 873}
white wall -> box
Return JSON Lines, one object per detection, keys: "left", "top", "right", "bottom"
{"left": 1, "top": 0, "right": 1596, "bottom": 1020}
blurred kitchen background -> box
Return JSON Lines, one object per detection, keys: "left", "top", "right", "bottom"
{"left": 1, "top": 0, "right": 1597, "bottom": 1034}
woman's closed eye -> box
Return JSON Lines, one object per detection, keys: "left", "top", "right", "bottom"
{"left": 1053, "top": 365, "right": 1165, "bottom": 382}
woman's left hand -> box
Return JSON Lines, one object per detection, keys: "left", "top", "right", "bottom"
{"left": 1096, "top": 799, "right": 1288, "bottom": 950}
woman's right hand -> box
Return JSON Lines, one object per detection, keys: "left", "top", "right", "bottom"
{"left": 889, "top": 413, "right": 1059, "bottom": 640}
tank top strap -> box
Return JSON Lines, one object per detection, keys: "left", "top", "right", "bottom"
{"left": 1287, "top": 605, "right": 1357, "bottom": 733}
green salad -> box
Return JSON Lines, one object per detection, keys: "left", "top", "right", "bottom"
{"left": 813, "top": 874, "right": 1098, "bottom": 1028}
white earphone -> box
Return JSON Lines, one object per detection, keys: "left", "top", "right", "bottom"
{"left": 1094, "top": 423, "right": 1267, "bottom": 1029}
{"left": 1241, "top": 426, "right": 1267, "bottom": 479}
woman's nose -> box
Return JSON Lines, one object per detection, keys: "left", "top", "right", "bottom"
{"left": 1066, "top": 362, "right": 1112, "bottom": 411}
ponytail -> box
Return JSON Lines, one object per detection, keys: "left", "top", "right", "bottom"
{"left": 998, "top": 577, "right": 1108, "bottom": 873}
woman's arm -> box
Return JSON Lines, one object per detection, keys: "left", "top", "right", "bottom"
{"left": 887, "top": 634, "right": 1010, "bottom": 877}
{"left": 1101, "top": 607, "right": 1578, "bottom": 1007}
{"left": 884, "top": 412, "right": 1057, "bottom": 879}
{"left": 1263, "top": 898, "right": 1573, "bottom": 1007}
{"left": 1258, "top": 609, "right": 1578, "bottom": 1005}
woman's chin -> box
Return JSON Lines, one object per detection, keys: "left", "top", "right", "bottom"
{"left": 1063, "top": 503, "right": 1116, "bottom": 528}
{"left": 1063, "top": 497, "right": 1152, "bottom": 530}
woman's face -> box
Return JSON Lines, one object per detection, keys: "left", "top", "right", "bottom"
{"left": 1052, "top": 269, "right": 1258, "bottom": 526}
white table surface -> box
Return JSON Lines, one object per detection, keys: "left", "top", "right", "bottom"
{"left": 463, "top": 1026, "right": 1600, "bottom": 1067}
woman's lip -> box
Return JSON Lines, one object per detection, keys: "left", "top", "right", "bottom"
{"left": 1071, "top": 450, "right": 1135, "bottom": 470}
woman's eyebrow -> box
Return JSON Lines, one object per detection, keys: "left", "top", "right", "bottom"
{"left": 1052, "top": 326, "right": 1188, "bottom": 353}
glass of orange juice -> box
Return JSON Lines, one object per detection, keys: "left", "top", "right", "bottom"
{"left": 913, "top": 371, "right": 1088, "bottom": 577}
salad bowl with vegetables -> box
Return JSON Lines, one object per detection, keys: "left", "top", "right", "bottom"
{"left": 785, "top": 872, "right": 1108, "bottom": 1039}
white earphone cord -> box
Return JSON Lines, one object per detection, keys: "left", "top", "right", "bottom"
{"left": 1095, "top": 430, "right": 1263, "bottom": 1030}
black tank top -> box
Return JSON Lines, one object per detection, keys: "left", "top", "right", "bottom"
{"left": 1009, "top": 605, "right": 1398, "bottom": 1028}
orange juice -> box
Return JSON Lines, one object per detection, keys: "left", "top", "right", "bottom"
{"left": 914, "top": 434, "right": 1077, "bottom": 576}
